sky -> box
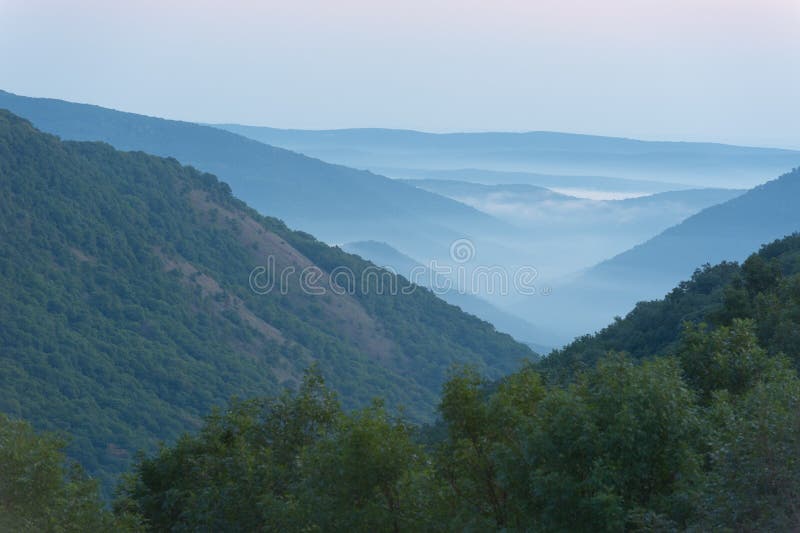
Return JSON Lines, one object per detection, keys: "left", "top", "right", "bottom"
{"left": 1, "top": 0, "right": 799, "bottom": 148}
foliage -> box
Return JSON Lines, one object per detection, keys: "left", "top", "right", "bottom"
{"left": 543, "top": 233, "right": 800, "bottom": 382}
{"left": 299, "top": 402, "right": 433, "bottom": 532}
{"left": 0, "top": 414, "right": 141, "bottom": 532}
{"left": 3, "top": 108, "right": 800, "bottom": 529}
{"left": 118, "top": 317, "right": 800, "bottom": 531}
{"left": 697, "top": 363, "right": 800, "bottom": 531}
{"left": 0, "top": 110, "right": 532, "bottom": 494}
{"left": 117, "top": 369, "right": 435, "bottom": 532}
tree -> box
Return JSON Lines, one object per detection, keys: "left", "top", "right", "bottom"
{"left": 698, "top": 363, "right": 800, "bottom": 530}
{"left": 300, "top": 402, "right": 435, "bottom": 532}
{"left": 678, "top": 319, "right": 772, "bottom": 401}
{"left": 502, "top": 355, "right": 701, "bottom": 531}
{"left": 117, "top": 367, "right": 340, "bottom": 531}
{"left": 0, "top": 414, "right": 140, "bottom": 532}
{"left": 435, "top": 367, "right": 525, "bottom": 530}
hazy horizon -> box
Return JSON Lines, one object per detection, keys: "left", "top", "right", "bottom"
{"left": 2, "top": 0, "right": 798, "bottom": 149}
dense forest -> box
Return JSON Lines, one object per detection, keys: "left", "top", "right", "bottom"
{"left": 111, "top": 232, "right": 800, "bottom": 531}
{"left": 2, "top": 108, "right": 800, "bottom": 530}
{"left": 544, "top": 231, "right": 800, "bottom": 381}
{"left": 0, "top": 110, "right": 532, "bottom": 495}
{"left": 7, "top": 272, "right": 800, "bottom": 530}
{"left": 5, "top": 232, "right": 800, "bottom": 531}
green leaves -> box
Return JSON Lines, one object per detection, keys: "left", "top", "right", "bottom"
{"left": 432, "top": 357, "right": 701, "bottom": 531}
{"left": 698, "top": 366, "right": 800, "bottom": 530}
{"left": 301, "top": 402, "right": 429, "bottom": 532}
{"left": 0, "top": 414, "right": 140, "bottom": 532}
{"left": 0, "top": 110, "right": 535, "bottom": 497}
{"left": 678, "top": 319, "right": 772, "bottom": 401}
{"left": 117, "top": 326, "right": 800, "bottom": 532}
{"left": 116, "top": 368, "right": 340, "bottom": 532}
{"left": 497, "top": 356, "right": 701, "bottom": 531}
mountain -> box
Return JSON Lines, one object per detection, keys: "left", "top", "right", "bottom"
{"left": 402, "top": 179, "right": 743, "bottom": 230}
{"left": 0, "top": 90, "right": 509, "bottom": 263}
{"left": 401, "top": 179, "right": 744, "bottom": 282}
{"left": 539, "top": 232, "right": 800, "bottom": 382}
{"left": 117, "top": 233, "right": 800, "bottom": 531}
{"left": 590, "top": 168, "right": 800, "bottom": 285}
{"left": 512, "top": 168, "right": 800, "bottom": 339}
{"left": 215, "top": 124, "right": 800, "bottom": 188}
{"left": 0, "top": 110, "right": 534, "bottom": 493}
{"left": 399, "top": 179, "right": 575, "bottom": 203}
{"left": 342, "top": 241, "right": 563, "bottom": 351}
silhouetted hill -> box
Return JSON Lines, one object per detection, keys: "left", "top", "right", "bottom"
{"left": 591, "top": 168, "right": 800, "bottom": 284}
{"left": 401, "top": 179, "right": 744, "bottom": 279}
{"left": 403, "top": 179, "right": 742, "bottom": 216}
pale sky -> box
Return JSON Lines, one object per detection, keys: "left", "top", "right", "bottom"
{"left": 1, "top": 0, "right": 799, "bottom": 148}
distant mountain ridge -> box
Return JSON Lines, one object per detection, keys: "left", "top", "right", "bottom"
{"left": 402, "top": 178, "right": 743, "bottom": 209}
{"left": 401, "top": 178, "right": 745, "bottom": 281}
{"left": 513, "top": 167, "right": 800, "bottom": 339}
{"left": 216, "top": 123, "right": 800, "bottom": 187}
{"left": 591, "top": 168, "right": 800, "bottom": 283}
{"left": 539, "top": 232, "right": 800, "bottom": 382}
{"left": 392, "top": 167, "right": 687, "bottom": 196}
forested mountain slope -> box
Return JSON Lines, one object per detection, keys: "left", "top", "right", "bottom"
{"left": 0, "top": 110, "right": 533, "bottom": 492}
{"left": 117, "top": 232, "right": 800, "bottom": 530}
{"left": 541, "top": 232, "right": 800, "bottom": 381}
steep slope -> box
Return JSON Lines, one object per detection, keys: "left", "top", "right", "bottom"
{"left": 0, "top": 90, "right": 509, "bottom": 261}
{"left": 0, "top": 111, "right": 533, "bottom": 492}
{"left": 540, "top": 233, "right": 800, "bottom": 381}
{"left": 590, "top": 168, "right": 800, "bottom": 285}
{"left": 513, "top": 168, "right": 800, "bottom": 338}
{"left": 216, "top": 124, "right": 800, "bottom": 188}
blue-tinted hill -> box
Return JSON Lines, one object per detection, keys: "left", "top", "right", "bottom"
{"left": 514, "top": 168, "right": 800, "bottom": 338}
{"left": 217, "top": 123, "right": 800, "bottom": 187}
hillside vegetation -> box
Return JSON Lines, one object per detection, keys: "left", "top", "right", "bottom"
{"left": 0, "top": 110, "right": 532, "bottom": 493}
{"left": 108, "top": 233, "right": 800, "bottom": 531}
{"left": 4, "top": 234, "right": 797, "bottom": 530}
{"left": 2, "top": 109, "right": 800, "bottom": 530}
{"left": 542, "top": 232, "right": 800, "bottom": 381}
